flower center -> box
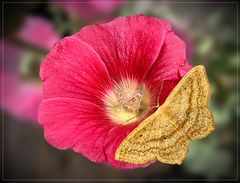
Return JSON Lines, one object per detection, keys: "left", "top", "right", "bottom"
{"left": 104, "top": 80, "right": 151, "bottom": 125}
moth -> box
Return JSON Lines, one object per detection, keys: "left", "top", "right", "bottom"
{"left": 115, "top": 65, "right": 215, "bottom": 165}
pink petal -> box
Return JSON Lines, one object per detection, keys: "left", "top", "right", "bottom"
{"left": 1, "top": 72, "right": 42, "bottom": 122}
{"left": 39, "top": 97, "right": 114, "bottom": 163}
{"left": 144, "top": 31, "right": 192, "bottom": 105}
{"left": 17, "top": 16, "right": 60, "bottom": 50}
{"left": 40, "top": 36, "right": 111, "bottom": 103}
{"left": 9, "top": 83, "right": 42, "bottom": 122}
{"left": 178, "top": 69, "right": 188, "bottom": 77}
{"left": 75, "top": 14, "right": 169, "bottom": 83}
{"left": 89, "top": 0, "right": 124, "bottom": 13}
{"left": 54, "top": 0, "right": 124, "bottom": 19}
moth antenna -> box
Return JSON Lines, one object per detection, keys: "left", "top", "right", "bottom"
{"left": 125, "top": 115, "right": 138, "bottom": 123}
{"left": 155, "top": 68, "right": 169, "bottom": 108}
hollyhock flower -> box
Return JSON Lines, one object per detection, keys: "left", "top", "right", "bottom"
{"left": 17, "top": 16, "right": 60, "bottom": 49}
{"left": 38, "top": 14, "right": 192, "bottom": 168}
{"left": 1, "top": 16, "right": 60, "bottom": 122}
{"left": 54, "top": 0, "right": 124, "bottom": 21}
{"left": 1, "top": 72, "right": 42, "bottom": 122}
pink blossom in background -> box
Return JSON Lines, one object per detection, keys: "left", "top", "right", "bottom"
{"left": 1, "top": 16, "right": 60, "bottom": 123}
{"left": 39, "top": 15, "right": 192, "bottom": 168}
{"left": 1, "top": 73, "right": 42, "bottom": 122}
{"left": 54, "top": 0, "right": 125, "bottom": 20}
{"left": 17, "top": 16, "right": 60, "bottom": 50}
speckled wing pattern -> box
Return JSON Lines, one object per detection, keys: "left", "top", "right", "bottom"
{"left": 115, "top": 65, "right": 215, "bottom": 165}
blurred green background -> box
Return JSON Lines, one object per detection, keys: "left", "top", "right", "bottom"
{"left": 1, "top": 0, "right": 238, "bottom": 181}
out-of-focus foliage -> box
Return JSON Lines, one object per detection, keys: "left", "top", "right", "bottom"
{"left": 185, "top": 138, "right": 233, "bottom": 178}
{"left": 1, "top": 0, "right": 238, "bottom": 181}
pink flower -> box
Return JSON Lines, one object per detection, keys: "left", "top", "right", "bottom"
{"left": 17, "top": 16, "right": 60, "bottom": 50}
{"left": 38, "top": 15, "right": 192, "bottom": 168}
{"left": 54, "top": 0, "right": 124, "bottom": 20}
{"left": 1, "top": 16, "right": 60, "bottom": 122}
{"left": 1, "top": 72, "right": 42, "bottom": 122}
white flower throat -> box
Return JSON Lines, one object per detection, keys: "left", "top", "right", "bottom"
{"left": 104, "top": 79, "right": 151, "bottom": 125}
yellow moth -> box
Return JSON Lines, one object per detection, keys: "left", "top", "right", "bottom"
{"left": 115, "top": 65, "right": 215, "bottom": 165}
